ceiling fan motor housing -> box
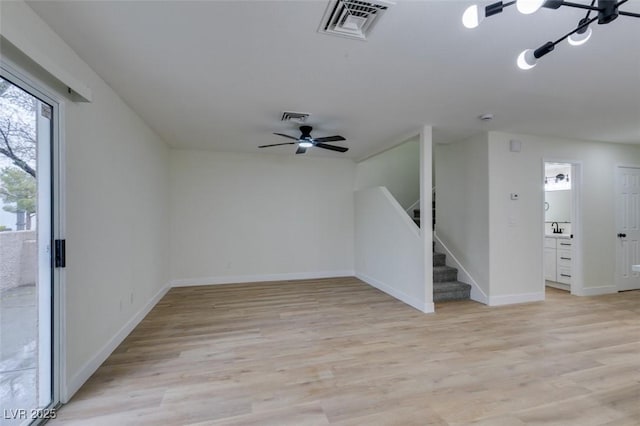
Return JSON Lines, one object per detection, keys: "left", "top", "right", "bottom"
{"left": 299, "top": 125, "right": 313, "bottom": 138}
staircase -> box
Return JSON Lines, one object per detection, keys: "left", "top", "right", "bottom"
{"left": 432, "top": 251, "right": 471, "bottom": 302}
{"left": 413, "top": 208, "right": 472, "bottom": 302}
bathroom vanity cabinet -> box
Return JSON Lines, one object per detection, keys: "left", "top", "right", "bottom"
{"left": 544, "top": 235, "right": 572, "bottom": 288}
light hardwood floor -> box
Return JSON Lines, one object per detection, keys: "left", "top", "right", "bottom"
{"left": 52, "top": 278, "right": 640, "bottom": 425}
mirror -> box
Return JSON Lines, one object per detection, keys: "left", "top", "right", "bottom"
{"left": 545, "top": 189, "right": 571, "bottom": 222}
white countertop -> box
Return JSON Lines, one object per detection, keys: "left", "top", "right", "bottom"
{"left": 545, "top": 234, "right": 571, "bottom": 239}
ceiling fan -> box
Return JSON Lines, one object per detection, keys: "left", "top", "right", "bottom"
{"left": 259, "top": 125, "right": 348, "bottom": 154}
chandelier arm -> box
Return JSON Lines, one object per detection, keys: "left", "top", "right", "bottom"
{"left": 485, "top": 1, "right": 516, "bottom": 18}
{"left": 551, "top": 15, "right": 598, "bottom": 45}
{"left": 582, "top": 0, "right": 596, "bottom": 19}
{"left": 619, "top": 11, "right": 640, "bottom": 18}
{"left": 558, "top": 1, "right": 601, "bottom": 11}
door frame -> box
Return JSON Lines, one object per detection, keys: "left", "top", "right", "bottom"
{"left": 541, "top": 158, "right": 584, "bottom": 296}
{"left": 614, "top": 163, "right": 640, "bottom": 292}
{"left": 1, "top": 58, "right": 67, "bottom": 411}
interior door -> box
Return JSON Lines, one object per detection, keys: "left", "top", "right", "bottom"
{"left": 615, "top": 166, "right": 640, "bottom": 291}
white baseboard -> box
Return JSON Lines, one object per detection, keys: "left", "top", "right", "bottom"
{"left": 170, "top": 270, "right": 355, "bottom": 287}
{"left": 574, "top": 285, "right": 618, "bottom": 296}
{"left": 488, "top": 291, "right": 545, "bottom": 306}
{"left": 356, "top": 272, "right": 434, "bottom": 313}
{"left": 62, "top": 282, "right": 171, "bottom": 402}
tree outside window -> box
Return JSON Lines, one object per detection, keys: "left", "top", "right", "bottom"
{"left": 0, "top": 78, "right": 37, "bottom": 231}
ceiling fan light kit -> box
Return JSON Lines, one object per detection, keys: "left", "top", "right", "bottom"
{"left": 462, "top": 0, "right": 640, "bottom": 69}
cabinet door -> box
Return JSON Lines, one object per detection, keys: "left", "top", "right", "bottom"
{"left": 544, "top": 248, "right": 557, "bottom": 281}
{"left": 544, "top": 237, "right": 557, "bottom": 249}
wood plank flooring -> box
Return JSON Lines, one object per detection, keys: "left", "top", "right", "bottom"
{"left": 51, "top": 278, "right": 640, "bottom": 425}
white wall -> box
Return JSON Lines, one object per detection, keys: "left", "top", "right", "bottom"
{"left": 1, "top": 1, "right": 171, "bottom": 400}
{"left": 354, "top": 187, "right": 429, "bottom": 312}
{"left": 434, "top": 133, "right": 490, "bottom": 296}
{"left": 487, "top": 133, "right": 544, "bottom": 303}
{"left": 488, "top": 131, "right": 640, "bottom": 297}
{"left": 169, "top": 150, "right": 355, "bottom": 285}
{"left": 356, "top": 136, "right": 420, "bottom": 210}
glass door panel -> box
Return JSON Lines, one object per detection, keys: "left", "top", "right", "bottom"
{"left": 0, "top": 76, "right": 53, "bottom": 425}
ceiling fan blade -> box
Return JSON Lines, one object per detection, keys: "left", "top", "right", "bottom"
{"left": 295, "top": 146, "right": 307, "bottom": 155}
{"left": 258, "top": 142, "right": 296, "bottom": 148}
{"left": 273, "top": 132, "right": 299, "bottom": 141}
{"left": 313, "top": 135, "right": 346, "bottom": 143}
{"left": 315, "top": 142, "right": 348, "bottom": 153}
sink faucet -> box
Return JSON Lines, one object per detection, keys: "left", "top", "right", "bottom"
{"left": 551, "top": 222, "right": 560, "bottom": 234}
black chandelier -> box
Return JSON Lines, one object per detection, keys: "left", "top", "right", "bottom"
{"left": 462, "top": 0, "right": 640, "bottom": 69}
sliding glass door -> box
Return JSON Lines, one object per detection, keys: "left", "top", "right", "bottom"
{"left": 0, "top": 72, "right": 58, "bottom": 425}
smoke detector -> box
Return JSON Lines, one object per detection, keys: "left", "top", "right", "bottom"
{"left": 478, "top": 113, "right": 494, "bottom": 122}
{"left": 318, "top": 0, "right": 395, "bottom": 41}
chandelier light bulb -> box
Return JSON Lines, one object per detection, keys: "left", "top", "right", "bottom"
{"left": 462, "top": 4, "right": 482, "bottom": 29}
{"left": 517, "top": 49, "right": 537, "bottom": 70}
{"left": 516, "top": 0, "right": 545, "bottom": 14}
{"left": 568, "top": 26, "right": 592, "bottom": 46}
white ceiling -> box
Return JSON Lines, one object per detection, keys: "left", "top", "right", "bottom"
{"left": 27, "top": 0, "right": 640, "bottom": 159}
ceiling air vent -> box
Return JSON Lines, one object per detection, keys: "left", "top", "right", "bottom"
{"left": 319, "top": 0, "right": 395, "bottom": 41}
{"left": 281, "top": 111, "right": 310, "bottom": 123}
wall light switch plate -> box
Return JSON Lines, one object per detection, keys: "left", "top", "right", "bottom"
{"left": 510, "top": 193, "right": 519, "bottom": 200}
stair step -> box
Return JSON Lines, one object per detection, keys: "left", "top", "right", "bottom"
{"left": 434, "top": 281, "right": 471, "bottom": 292}
{"left": 433, "top": 252, "right": 446, "bottom": 267}
{"left": 433, "top": 265, "right": 458, "bottom": 283}
{"left": 432, "top": 244, "right": 471, "bottom": 302}
{"left": 433, "top": 281, "right": 472, "bottom": 302}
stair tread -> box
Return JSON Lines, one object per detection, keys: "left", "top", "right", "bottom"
{"left": 432, "top": 253, "right": 446, "bottom": 267}
{"left": 433, "top": 265, "right": 457, "bottom": 273}
{"left": 434, "top": 292, "right": 471, "bottom": 302}
{"left": 433, "top": 281, "right": 472, "bottom": 292}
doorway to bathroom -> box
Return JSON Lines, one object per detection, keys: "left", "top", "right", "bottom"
{"left": 543, "top": 162, "right": 574, "bottom": 293}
